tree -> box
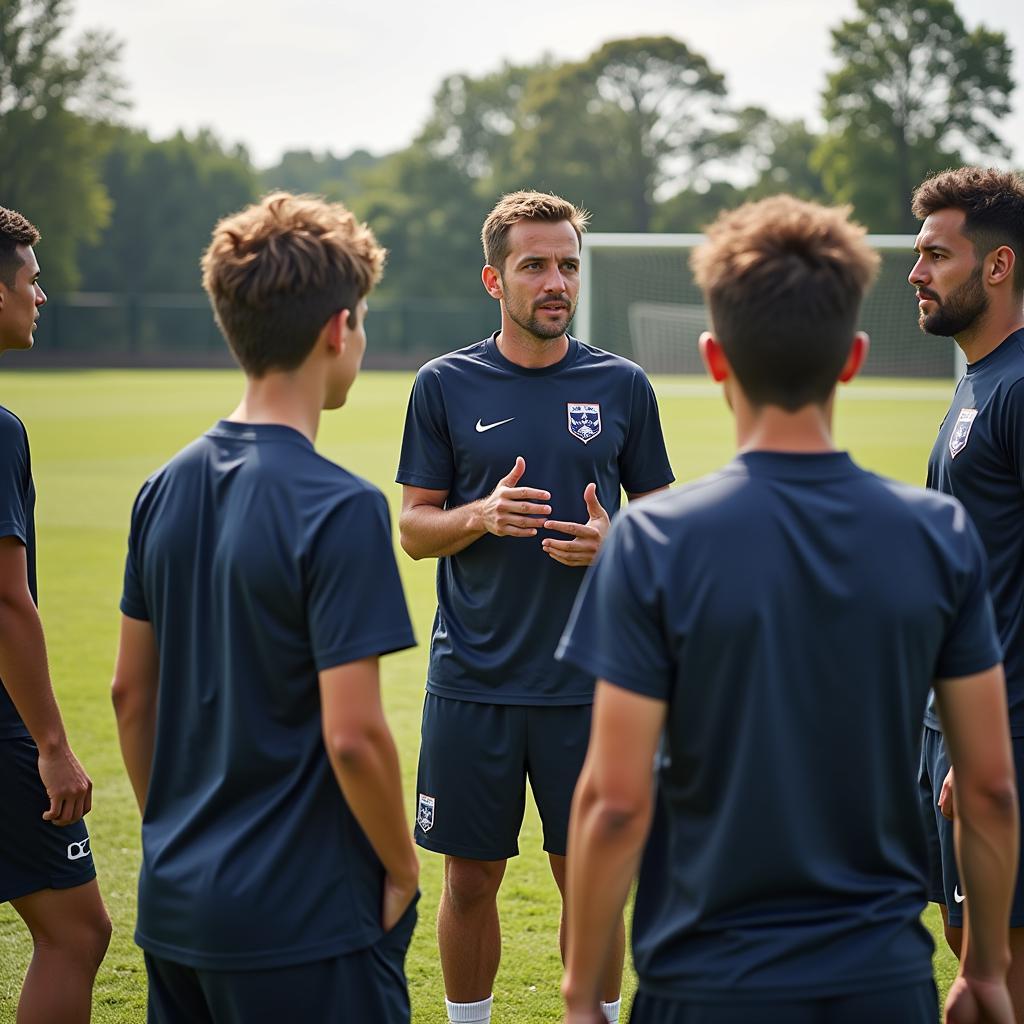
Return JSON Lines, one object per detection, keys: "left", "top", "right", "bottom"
{"left": 0, "top": 0, "right": 126, "bottom": 289}
{"left": 261, "top": 148, "right": 381, "bottom": 201}
{"left": 815, "top": 0, "right": 1014, "bottom": 231}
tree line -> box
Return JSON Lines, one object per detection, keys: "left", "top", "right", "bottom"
{"left": 0, "top": 0, "right": 1016, "bottom": 300}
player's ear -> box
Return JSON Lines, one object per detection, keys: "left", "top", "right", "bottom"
{"left": 987, "top": 245, "right": 1016, "bottom": 289}
{"left": 481, "top": 265, "right": 503, "bottom": 300}
{"left": 323, "top": 309, "right": 348, "bottom": 357}
{"left": 699, "top": 332, "right": 730, "bottom": 383}
{"left": 838, "top": 332, "right": 869, "bottom": 384}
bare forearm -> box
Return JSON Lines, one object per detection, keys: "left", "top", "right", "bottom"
{"left": 327, "top": 722, "right": 418, "bottom": 883}
{"left": 399, "top": 501, "right": 485, "bottom": 559}
{"left": 113, "top": 692, "right": 156, "bottom": 814}
{"left": 0, "top": 595, "right": 67, "bottom": 751}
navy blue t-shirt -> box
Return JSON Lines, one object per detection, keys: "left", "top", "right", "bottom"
{"left": 0, "top": 405, "right": 36, "bottom": 741}
{"left": 559, "top": 451, "right": 1000, "bottom": 1000}
{"left": 397, "top": 334, "right": 674, "bottom": 704}
{"left": 926, "top": 328, "right": 1024, "bottom": 735}
{"left": 121, "top": 421, "right": 416, "bottom": 969}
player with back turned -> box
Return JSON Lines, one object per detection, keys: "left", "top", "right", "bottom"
{"left": 559, "top": 195, "right": 1018, "bottom": 1024}
{"left": 910, "top": 167, "right": 1024, "bottom": 1020}
{"left": 111, "top": 193, "right": 420, "bottom": 1023}
{"left": 397, "top": 190, "right": 674, "bottom": 1024}
{"left": 0, "top": 206, "right": 111, "bottom": 1024}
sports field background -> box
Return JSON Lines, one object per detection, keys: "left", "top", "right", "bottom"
{"left": 0, "top": 368, "right": 960, "bottom": 1022}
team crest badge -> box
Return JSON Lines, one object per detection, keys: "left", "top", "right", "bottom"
{"left": 948, "top": 408, "right": 978, "bottom": 459}
{"left": 567, "top": 403, "right": 601, "bottom": 444}
{"left": 416, "top": 793, "right": 435, "bottom": 833}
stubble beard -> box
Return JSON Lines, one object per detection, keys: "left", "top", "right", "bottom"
{"left": 919, "top": 263, "right": 989, "bottom": 338}
{"left": 504, "top": 293, "right": 576, "bottom": 342}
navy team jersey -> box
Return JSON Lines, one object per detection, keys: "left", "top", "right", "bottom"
{"left": 0, "top": 406, "right": 36, "bottom": 740}
{"left": 121, "top": 421, "right": 415, "bottom": 970}
{"left": 926, "top": 328, "right": 1024, "bottom": 735}
{"left": 397, "top": 333, "right": 673, "bottom": 705}
{"left": 559, "top": 451, "right": 1000, "bottom": 1000}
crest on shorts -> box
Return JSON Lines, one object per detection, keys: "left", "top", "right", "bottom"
{"left": 949, "top": 407, "right": 978, "bottom": 459}
{"left": 567, "top": 403, "right": 601, "bottom": 444}
{"left": 416, "top": 793, "right": 435, "bottom": 833}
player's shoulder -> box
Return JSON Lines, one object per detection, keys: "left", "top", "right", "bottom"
{"left": 870, "top": 471, "right": 979, "bottom": 544}
{"left": 0, "top": 404, "right": 28, "bottom": 445}
{"left": 416, "top": 337, "right": 493, "bottom": 379}
{"left": 572, "top": 338, "right": 649, "bottom": 379}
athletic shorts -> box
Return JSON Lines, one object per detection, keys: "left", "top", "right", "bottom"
{"left": 414, "top": 694, "right": 592, "bottom": 860}
{"left": 918, "top": 725, "right": 1024, "bottom": 927}
{"left": 145, "top": 894, "right": 417, "bottom": 1024}
{"left": 0, "top": 736, "right": 96, "bottom": 904}
{"left": 630, "top": 979, "right": 938, "bottom": 1024}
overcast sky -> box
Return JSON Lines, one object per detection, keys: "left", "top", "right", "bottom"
{"left": 69, "top": 0, "right": 1024, "bottom": 169}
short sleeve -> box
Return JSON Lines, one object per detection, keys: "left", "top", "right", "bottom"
{"left": 0, "top": 415, "right": 30, "bottom": 544}
{"left": 934, "top": 506, "right": 1003, "bottom": 681}
{"left": 557, "top": 510, "right": 673, "bottom": 700}
{"left": 619, "top": 371, "right": 674, "bottom": 495}
{"left": 307, "top": 489, "right": 416, "bottom": 671}
{"left": 396, "top": 367, "right": 455, "bottom": 490}
{"left": 998, "top": 378, "right": 1024, "bottom": 490}
{"left": 120, "top": 486, "right": 151, "bottom": 621}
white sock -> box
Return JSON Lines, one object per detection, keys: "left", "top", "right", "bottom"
{"left": 601, "top": 997, "right": 622, "bottom": 1023}
{"left": 446, "top": 994, "right": 493, "bottom": 1023}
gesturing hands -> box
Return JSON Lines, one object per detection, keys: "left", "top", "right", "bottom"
{"left": 543, "top": 482, "right": 609, "bottom": 567}
{"left": 479, "top": 457, "right": 552, "bottom": 538}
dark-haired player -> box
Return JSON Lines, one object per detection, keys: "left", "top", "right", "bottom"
{"left": 0, "top": 206, "right": 111, "bottom": 1023}
{"left": 397, "top": 190, "right": 673, "bottom": 1024}
{"left": 111, "top": 193, "right": 419, "bottom": 1023}
{"left": 560, "top": 195, "right": 1017, "bottom": 1024}
{"left": 910, "top": 166, "right": 1024, "bottom": 1016}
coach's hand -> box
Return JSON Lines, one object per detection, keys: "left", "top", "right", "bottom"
{"left": 382, "top": 866, "right": 419, "bottom": 933}
{"left": 939, "top": 766, "right": 956, "bottom": 821}
{"left": 38, "top": 742, "right": 92, "bottom": 826}
{"left": 945, "top": 971, "right": 1015, "bottom": 1024}
{"left": 543, "top": 483, "right": 609, "bottom": 567}
{"left": 479, "top": 457, "right": 552, "bottom": 538}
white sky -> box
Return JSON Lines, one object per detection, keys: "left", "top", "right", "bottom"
{"left": 70, "top": 0, "right": 1024, "bottom": 168}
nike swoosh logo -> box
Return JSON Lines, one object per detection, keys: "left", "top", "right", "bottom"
{"left": 475, "top": 417, "right": 515, "bottom": 433}
{"left": 954, "top": 885, "right": 966, "bottom": 904}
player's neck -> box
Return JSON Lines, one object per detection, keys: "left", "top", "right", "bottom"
{"left": 735, "top": 400, "right": 836, "bottom": 454}
{"left": 495, "top": 324, "right": 569, "bottom": 368}
{"left": 954, "top": 303, "right": 1024, "bottom": 364}
{"left": 227, "top": 372, "right": 323, "bottom": 444}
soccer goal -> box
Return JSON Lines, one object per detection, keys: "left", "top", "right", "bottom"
{"left": 577, "top": 233, "right": 966, "bottom": 382}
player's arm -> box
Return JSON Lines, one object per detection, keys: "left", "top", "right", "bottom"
{"left": 934, "top": 665, "right": 1018, "bottom": 1022}
{"left": 562, "top": 679, "right": 666, "bottom": 1023}
{"left": 543, "top": 484, "right": 669, "bottom": 568}
{"left": 399, "top": 456, "right": 552, "bottom": 560}
{"left": 0, "top": 535, "right": 92, "bottom": 826}
{"left": 111, "top": 614, "right": 160, "bottom": 814}
{"left": 319, "top": 656, "right": 420, "bottom": 931}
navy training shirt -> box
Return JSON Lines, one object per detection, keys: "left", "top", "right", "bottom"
{"left": 926, "top": 328, "right": 1024, "bottom": 735}
{"left": 559, "top": 451, "right": 1001, "bottom": 1000}
{"left": 121, "top": 421, "right": 416, "bottom": 970}
{"left": 396, "top": 333, "right": 674, "bottom": 705}
{"left": 0, "top": 406, "right": 36, "bottom": 740}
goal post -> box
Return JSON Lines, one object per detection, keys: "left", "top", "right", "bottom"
{"left": 577, "top": 232, "right": 964, "bottom": 382}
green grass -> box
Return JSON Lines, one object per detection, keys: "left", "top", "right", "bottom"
{"left": 0, "top": 369, "right": 959, "bottom": 1022}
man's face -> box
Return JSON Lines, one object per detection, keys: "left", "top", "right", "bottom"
{"left": 495, "top": 219, "right": 581, "bottom": 341}
{"left": 0, "top": 245, "right": 46, "bottom": 352}
{"left": 909, "top": 209, "right": 989, "bottom": 337}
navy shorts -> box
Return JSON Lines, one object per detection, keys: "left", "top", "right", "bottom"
{"left": 145, "top": 894, "right": 417, "bottom": 1024}
{"left": 414, "top": 694, "right": 592, "bottom": 859}
{"left": 919, "top": 725, "right": 1024, "bottom": 928}
{"left": 630, "top": 979, "right": 938, "bottom": 1023}
{"left": 0, "top": 736, "right": 96, "bottom": 903}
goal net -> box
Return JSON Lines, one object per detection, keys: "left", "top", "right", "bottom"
{"left": 576, "top": 233, "right": 963, "bottom": 381}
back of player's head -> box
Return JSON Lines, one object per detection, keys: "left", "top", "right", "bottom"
{"left": 691, "top": 196, "right": 879, "bottom": 411}
{"left": 911, "top": 167, "right": 1024, "bottom": 293}
{"left": 201, "top": 192, "right": 386, "bottom": 377}
{"left": 482, "top": 190, "right": 590, "bottom": 273}
{"left": 0, "top": 207, "right": 40, "bottom": 288}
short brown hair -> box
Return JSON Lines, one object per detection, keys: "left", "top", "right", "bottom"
{"left": 911, "top": 167, "right": 1024, "bottom": 292}
{"left": 201, "top": 192, "right": 386, "bottom": 377}
{"left": 481, "top": 190, "right": 589, "bottom": 272}
{"left": 691, "top": 195, "right": 879, "bottom": 411}
{"left": 0, "top": 207, "right": 41, "bottom": 287}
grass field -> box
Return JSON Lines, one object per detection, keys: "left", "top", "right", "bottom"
{"left": 0, "top": 368, "right": 959, "bottom": 1022}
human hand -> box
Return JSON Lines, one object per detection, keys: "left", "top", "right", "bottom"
{"left": 37, "top": 744, "right": 92, "bottom": 826}
{"left": 382, "top": 866, "right": 419, "bottom": 932}
{"left": 945, "top": 972, "right": 1015, "bottom": 1023}
{"left": 478, "top": 457, "right": 551, "bottom": 538}
{"left": 939, "top": 766, "right": 955, "bottom": 821}
{"left": 543, "top": 482, "right": 609, "bottom": 567}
